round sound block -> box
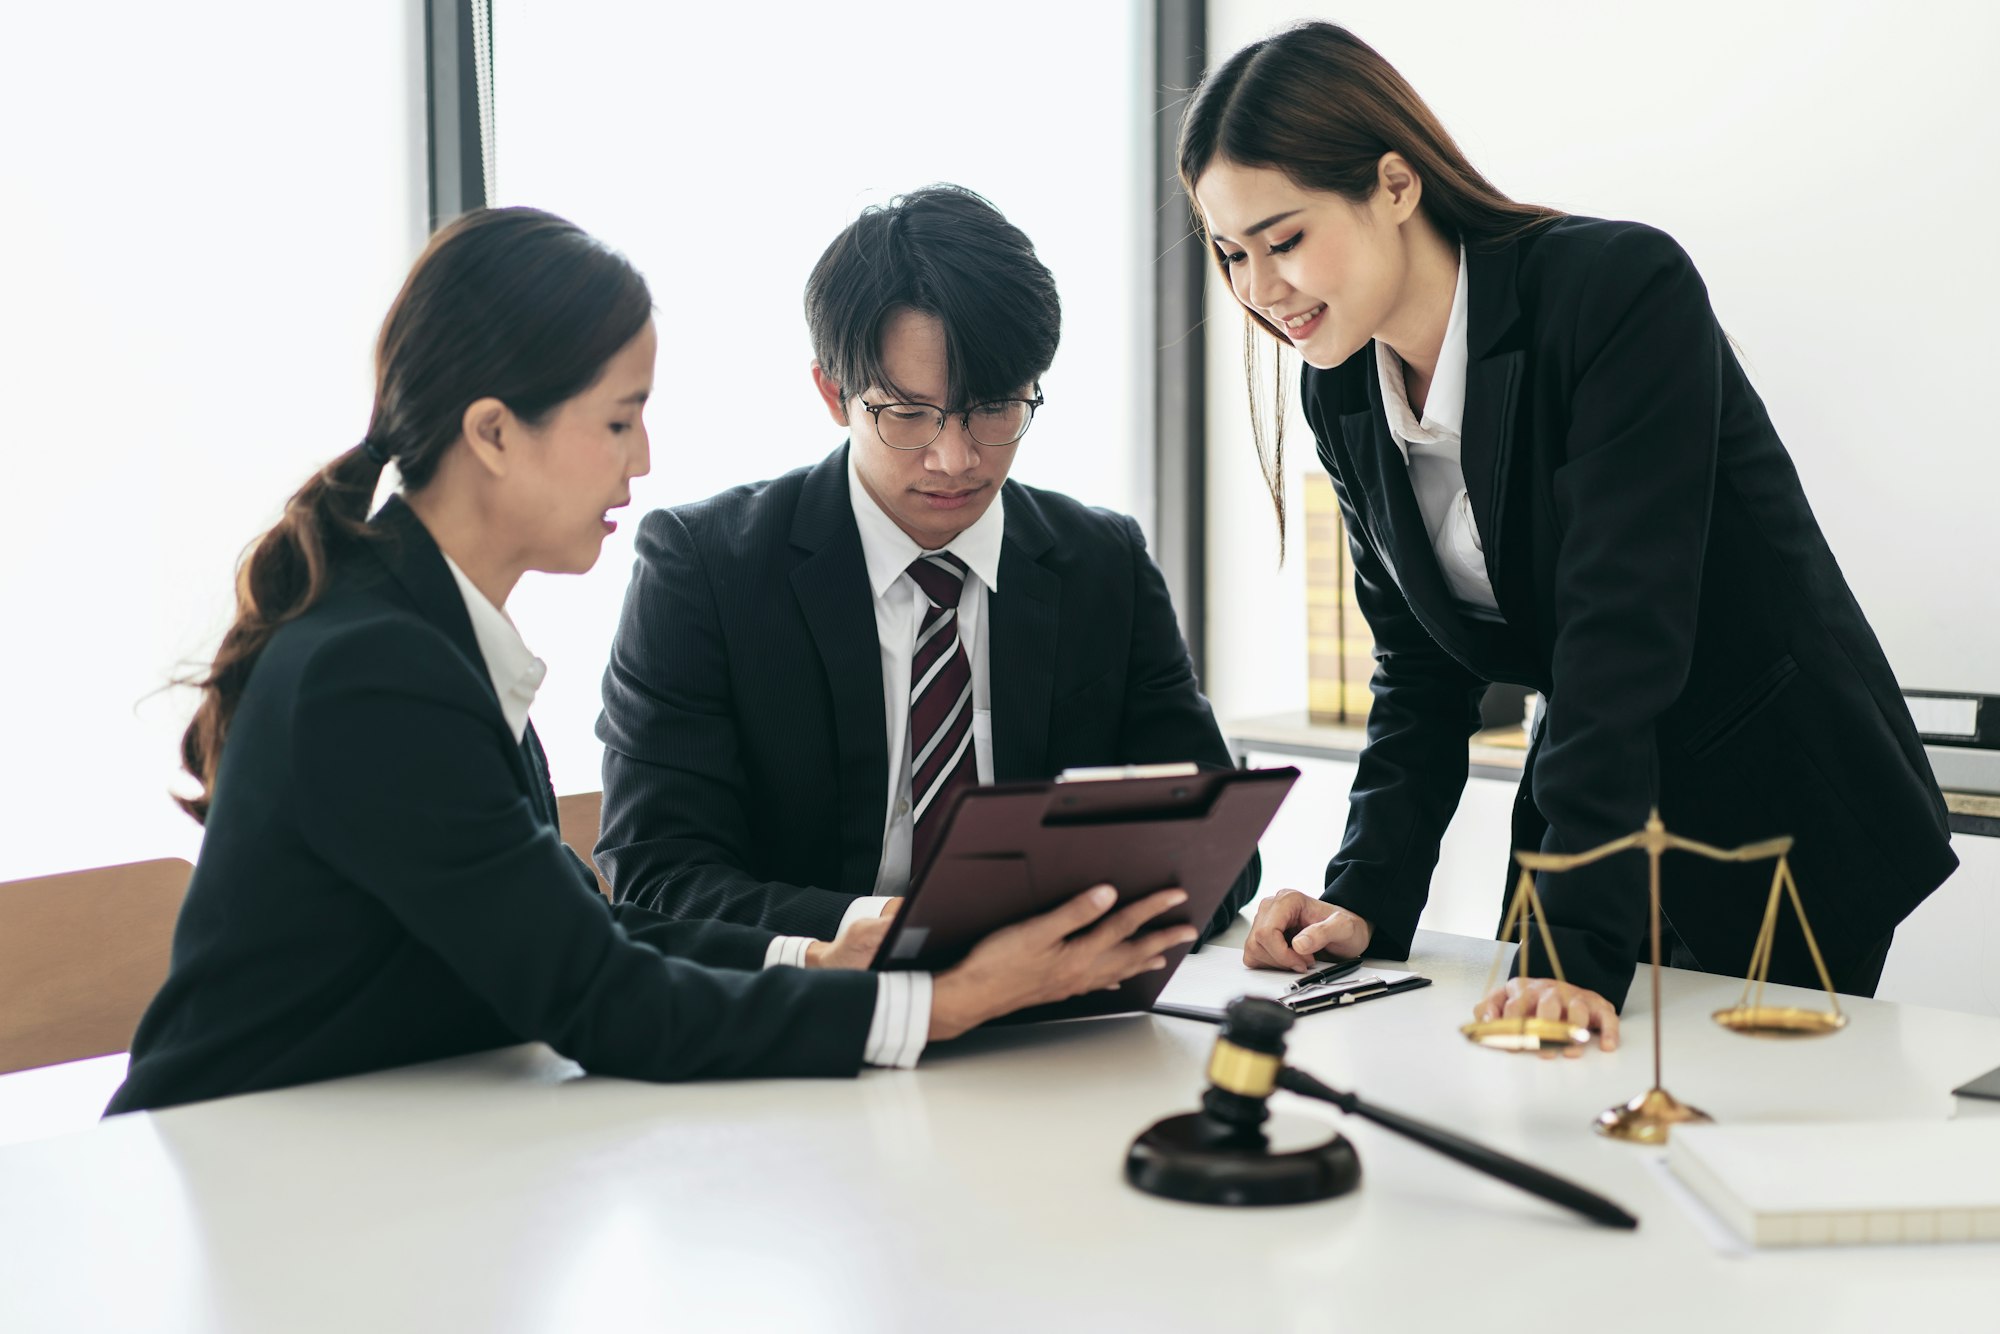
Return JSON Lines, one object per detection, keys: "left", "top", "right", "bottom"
{"left": 1712, "top": 1005, "right": 1847, "bottom": 1038}
{"left": 1126, "top": 1112, "right": 1361, "bottom": 1206}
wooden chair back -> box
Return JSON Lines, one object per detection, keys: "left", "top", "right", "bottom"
{"left": 0, "top": 858, "right": 192, "bottom": 1076}
{"left": 556, "top": 791, "right": 612, "bottom": 899}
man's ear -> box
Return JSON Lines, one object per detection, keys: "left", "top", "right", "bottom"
{"left": 459, "top": 397, "right": 512, "bottom": 477}
{"left": 810, "top": 362, "right": 853, "bottom": 429}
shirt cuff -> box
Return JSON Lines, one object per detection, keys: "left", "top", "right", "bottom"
{"left": 839, "top": 896, "right": 894, "bottom": 933}
{"left": 762, "top": 935, "right": 815, "bottom": 970}
{"left": 863, "top": 972, "right": 932, "bottom": 1069}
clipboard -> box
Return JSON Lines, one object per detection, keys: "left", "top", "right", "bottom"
{"left": 870, "top": 765, "right": 1298, "bottom": 1024}
{"left": 1151, "top": 946, "right": 1432, "bottom": 1023}
{"left": 1281, "top": 971, "right": 1432, "bottom": 1015}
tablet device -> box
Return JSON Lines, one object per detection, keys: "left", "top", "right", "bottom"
{"left": 870, "top": 765, "right": 1298, "bottom": 1025}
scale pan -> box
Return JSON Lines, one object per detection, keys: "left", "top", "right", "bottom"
{"left": 1711, "top": 1005, "right": 1847, "bottom": 1038}
{"left": 1460, "top": 1016, "right": 1591, "bottom": 1052}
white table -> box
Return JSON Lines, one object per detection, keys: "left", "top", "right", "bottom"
{"left": 1, "top": 930, "right": 1995, "bottom": 1333}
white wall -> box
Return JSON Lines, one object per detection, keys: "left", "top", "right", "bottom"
{"left": 0, "top": 2, "right": 424, "bottom": 882}
{"left": 1202, "top": 0, "right": 2000, "bottom": 724}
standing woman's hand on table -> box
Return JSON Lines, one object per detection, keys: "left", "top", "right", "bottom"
{"left": 927, "top": 886, "right": 1197, "bottom": 1040}
{"left": 1473, "top": 977, "right": 1620, "bottom": 1058}
{"left": 1243, "top": 890, "right": 1374, "bottom": 971}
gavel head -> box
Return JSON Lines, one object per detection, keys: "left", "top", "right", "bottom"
{"left": 1200, "top": 997, "right": 1295, "bottom": 1133}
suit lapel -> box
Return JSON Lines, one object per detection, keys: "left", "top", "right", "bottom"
{"left": 1460, "top": 242, "right": 1528, "bottom": 621}
{"left": 363, "top": 496, "right": 546, "bottom": 819}
{"left": 788, "top": 448, "right": 891, "bottom": 894}
{"left": 988, "top": 485, "right": 1059, "bottom": 781}
{"left": 367, "top": 496, "right": 488, "bottom": 688}
{"left": 1338, "top": 382, "right": 1483, "bottom": 666}
{"left": 519, "top": 723, "right": 557, "bottom": 827}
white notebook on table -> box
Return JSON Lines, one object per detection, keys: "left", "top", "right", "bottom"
{"left": 1667, "top": 1119, "right": 2000, "bottom": 1248}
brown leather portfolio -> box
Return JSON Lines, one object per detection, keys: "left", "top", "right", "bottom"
{"left": 871, "top": 766, "right": 1298, "bottom": 1024}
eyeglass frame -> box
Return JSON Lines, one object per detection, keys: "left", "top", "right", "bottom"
{"left": 860, "top": 392, "right": 1045, "bottom": 451}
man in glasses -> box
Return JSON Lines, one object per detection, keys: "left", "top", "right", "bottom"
{"left": 595, "top": 184, "right": 1257, "bottom": 953}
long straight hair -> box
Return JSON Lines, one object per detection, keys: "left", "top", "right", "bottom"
{"left": 1177, "top": 22, "right": 1562, "bottom": 551}
{"left": 176, "top": 207, "right": 652, "bottom": 822}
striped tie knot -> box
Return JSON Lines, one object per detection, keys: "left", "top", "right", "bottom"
{"left": 906, "top": 551, "right": 969, "bottom": 609}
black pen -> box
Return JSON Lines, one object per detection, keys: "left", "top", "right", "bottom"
{"left": 1287, "top": 957, "right": 1363, "bottom": 992}
{"left": 1287, "top": 981, "right": 1388, "bottom": 1014}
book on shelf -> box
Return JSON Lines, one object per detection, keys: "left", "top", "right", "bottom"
{"left": 1303, "top": 471, "right": 1373, "bottom": 725}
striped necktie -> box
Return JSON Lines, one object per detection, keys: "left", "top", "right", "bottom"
{"left": 906, "top": 551, "right": 977, "bottom": 876}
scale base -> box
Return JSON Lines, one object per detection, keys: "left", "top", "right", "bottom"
{"left": 1126, "top": 1112, "right": 1361, "bottom": 1206}
{"left": 1712, "top": 1005, "right": 1847, "bottom": 1038}
{"left": 1461, "top": 1016, "right": 1591, "bottom": 1053}
{"left": 1595, "top": 1086, "right": 1712, "bottom": 1144}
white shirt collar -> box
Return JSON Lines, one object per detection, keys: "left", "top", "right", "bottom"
{"left": 1374, "top": 244, "right": 1470, "bottom": 456}
{"left": 438, "top": 551, "right": 546, "bottom": 744}
{"left": 845, "top": 445, "right": 1006, "bottom": 600}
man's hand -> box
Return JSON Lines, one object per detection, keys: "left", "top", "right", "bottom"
{"left": 1472, "top": 977, "right": 1620, "bottom": 1059}
{"left": 1243, "top": 890, "right": 1373, "bottom": 971}
{"left": 878, "top": 897, "right": 904, "bottom": 918}
{"left": 929, "top": 885, "right": 1196, "bottom": 1040}
{"left": 806, "top": 915, "right": 893, "bottom": 971}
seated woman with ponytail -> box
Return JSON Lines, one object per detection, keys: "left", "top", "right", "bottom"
{"left": 106, "top": 207, "right": 1193, "bottom": 1116}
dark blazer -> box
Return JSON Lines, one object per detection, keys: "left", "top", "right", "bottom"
{"left": 595, "top": 446, "right": 1257, "bottom": 943}
{"left": 108, "top": 498, "right": 877, "bottom": 1116}
{"left": 1304, "top": 216, "right": 1956, "bottom": 1007}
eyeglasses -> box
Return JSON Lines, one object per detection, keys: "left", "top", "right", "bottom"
{"left": 862, "top": 393, "right": 1044, "bottom": 451}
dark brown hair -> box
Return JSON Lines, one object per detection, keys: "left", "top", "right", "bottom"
{"left": 176, "top": 206, "right": 652, "bottom": 822}
{"left": 805, "top": 183, "right": 1061, "bottom": 409}
{"left": 1177, "top": 21, "right": 1562, "bottom": 550}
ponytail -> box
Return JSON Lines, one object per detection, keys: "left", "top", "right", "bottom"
{"left": 176, "top": 442, "right": 385, "bottom": 822}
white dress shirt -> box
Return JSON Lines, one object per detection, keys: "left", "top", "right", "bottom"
{"left": 844, "top": 446, "right": 1003, "bottom": 908}
{"left": 758, "top": 454, "right": 1011, "bottom": 1068}
{"left": 440, "top": 548, "right": 929, "bottom": 1069}
{"left": 440, "top": 552, "right": 547, "bottom": 745}
{"left": 1373, "top": 245, "right": 1503, "bottom": 618}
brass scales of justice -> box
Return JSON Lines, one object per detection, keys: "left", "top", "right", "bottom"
{"left": 1460, "top": 809, "right": 1847, "bottom": 1144}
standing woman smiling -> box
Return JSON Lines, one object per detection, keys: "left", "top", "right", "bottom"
{"left": 1184, "top": 23, "right": 1955, "bottom": 1042}
{"left": 106, "top": 208, "right": 1192, "bottom": 1115}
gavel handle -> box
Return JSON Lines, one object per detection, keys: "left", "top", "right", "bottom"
{"left": 1274, "top": 1066, "right": 1638, "bottom": 1230}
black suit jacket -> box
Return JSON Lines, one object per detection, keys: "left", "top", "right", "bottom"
{"left": 595, "top": 446, "right": 1257, "bottom": 942}
{"left": 108, "top": 498, "right": 877, "bottom": 1116}
{"left": 1304, "top": 216, "right": 1956, "bottom": 1007}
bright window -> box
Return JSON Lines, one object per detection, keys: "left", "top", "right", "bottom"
{"left": 0, "top": 3, "right": 422, "bottom": 880}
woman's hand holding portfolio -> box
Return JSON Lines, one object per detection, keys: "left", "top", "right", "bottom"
{"left": 927, "top": 886, "right": 1197, "bottom": 1040}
